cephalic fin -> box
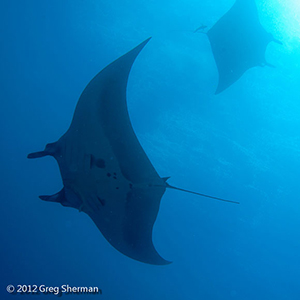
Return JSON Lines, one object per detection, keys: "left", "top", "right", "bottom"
{"left": 27, "top": 142, "right": 59, "bottom": 159}
{"left": 39, "top": 189, "right": 66, "bottom": 203}
{"left": 27, "top": 151, "right": 49, "bottom": 159}
{"left": 39, "top": 188, "right": 82, "bottom": 210}
{"left": 273, "top": 38, "right": 283, "bottom": 45}
{"left": 193, "top": 24, "right": 208, "bottom": 33}
{"left": 264, "top": 62, "right": 276, "bottom": 68}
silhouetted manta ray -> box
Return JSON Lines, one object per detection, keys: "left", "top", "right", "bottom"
{"left": 205, "top": 0, "right": 282, "bottom": 94}
{"left": 28, "top": 38, "right": 238, "bottom": 265}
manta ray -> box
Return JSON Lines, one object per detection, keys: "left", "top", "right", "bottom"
{"left": 205, "top": 0, "right": 282, "bottom": 94}
{"left": 28, "top": 38, "right": 238, "bottom": 265}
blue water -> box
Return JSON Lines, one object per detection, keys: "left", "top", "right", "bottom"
{"left": 1, "top": 0, "right": 300, "bottom": 299}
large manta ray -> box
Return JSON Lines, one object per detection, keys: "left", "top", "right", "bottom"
{"left": 28, "top": 38, "right": 238, "bottom": 265}
{"left": 206, "top": 0, "right": 282, "bottom": 94}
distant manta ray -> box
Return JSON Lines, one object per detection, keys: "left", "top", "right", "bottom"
{"left": 202, "top": 0, "right": 282, "bottom": 94}
{"left": 28, "top": 38, "right": 238, "bottom": 265}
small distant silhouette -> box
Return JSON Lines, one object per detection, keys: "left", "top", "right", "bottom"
{"left": 205, "top": 0, "right": 282, "bottom": 94}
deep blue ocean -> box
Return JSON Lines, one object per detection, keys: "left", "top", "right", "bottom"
{"left": 1, "top": 0, "right": 300, "bottom": 299}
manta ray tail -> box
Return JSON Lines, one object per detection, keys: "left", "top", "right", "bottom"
{"left": 164, "top": 182, "right": 239, "bottom": 204}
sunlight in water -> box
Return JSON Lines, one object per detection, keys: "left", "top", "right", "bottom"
{"left": 269, "top": 0, "right": 300, "bottom": 47}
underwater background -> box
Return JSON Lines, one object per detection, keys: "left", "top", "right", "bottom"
{"left": 1, "top": 0, "right": 300, "bottom": 299}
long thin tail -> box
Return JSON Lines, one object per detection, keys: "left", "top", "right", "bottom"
{"left": 165, "top": 182, "right": 239, "bottom": 204}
